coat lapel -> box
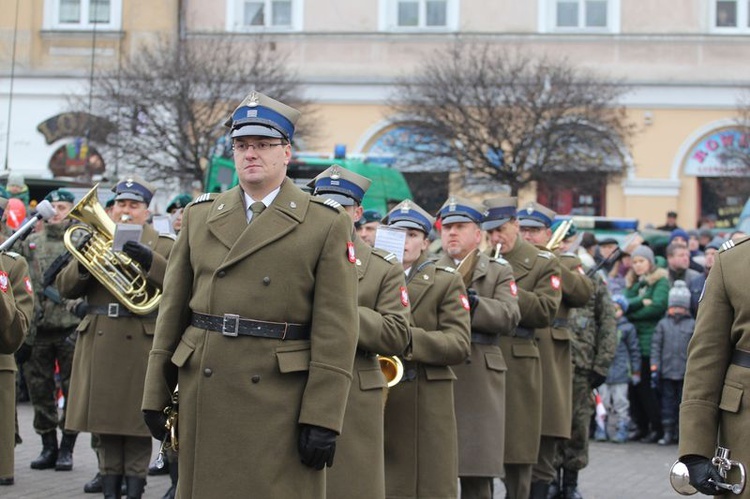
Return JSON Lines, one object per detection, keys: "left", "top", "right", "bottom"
{"left": 354, "top": 236, "right": 371, "bottom": 280}
{"left": 206, "top": 187, "right": 250, "bottom": 250}
{"left": 407, "top": 255, "right": 434, "bottom": 310}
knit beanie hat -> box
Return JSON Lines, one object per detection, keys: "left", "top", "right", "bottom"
{"left": 668, "top": 280, "right": 691, "bottom": 310}
{"left": 669, "top": 228, "right": 689, "bottom": 245}
{"left": 611, "top": 294, "right": 629, "bottom": 313}
{"left": 631, "top": 244, "right": 655, "bottom": 267}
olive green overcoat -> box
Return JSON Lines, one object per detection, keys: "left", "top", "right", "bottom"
{"left": 57, "top": 223, "right": 173, "bottom": 437}
{"left": 499, "top": 239, "right": 561, "bottom": 463}
{"left": 142, "top": 180, "right": 359, "bottom": 499}
{"left": 328, "top": 237, "right": 410, "bottom": 499}
{"left": 679, "top": 238, "right": 750, "bottom": 498}
{"left": 384, "top": 253, "right": 471, "bottom": 499}
{"left": 438, "top": 252, "right": 520, "bottom": 477}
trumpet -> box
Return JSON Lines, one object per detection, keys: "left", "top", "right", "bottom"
{"left": 670, "top": 447, "right": 746, "bottom": 495}
{"left": 378, "top": 355, "right": 404, "bottom": 387}
{"left": 154, "top": 386, "right": 179, "bottom": 470}
{"left": 546, "top": 219, "right": 573, "bottom": 252}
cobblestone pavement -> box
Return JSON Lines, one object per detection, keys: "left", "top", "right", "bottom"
{"left": 9, "top": 401, "right": 680, "bottom": 498}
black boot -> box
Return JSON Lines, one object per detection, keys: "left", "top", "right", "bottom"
{"left": 55, "top": 432, "right": 78, "bottom": 471}
{"left": 30, "top": 431, "right": 58, "bottom": 470}
{"left": 83, "top": 472, "right": 102, "bottom": 493}
{"left": 639, "top": 430, "right": 661, "bottom": 443}
{"left": 162, "top": 458, "right": 178, "bottom": 499}
{"left": 562, "top": 468, "right": 583, "bottom": 499}
{"left": 148, "top": 455, "right": 169, "bottom": 476}
{"left": 547, "top": 468, "right": 562, "bottom": 499}
{"left": 102, "top": 475, "right": 123, "bottom": 499}
{"left": 530, "top": 481, "right": 550, "bottom": 499}
{"left": 124, "top": 476, "right": 146, "bottom": 499}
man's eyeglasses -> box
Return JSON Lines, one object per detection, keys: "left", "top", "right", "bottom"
{"left": 233, "top": 141, "right": 286, "bottom": 153}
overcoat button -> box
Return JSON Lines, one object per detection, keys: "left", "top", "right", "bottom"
{"left": 217, "top": 270, "right": 226, "bottom": 278}
{"left": 251, "top": 375, "right": 261, "bottom": 383}
{"left": 263, "top": 277, "right": 271, "bottom": 285}
{"left": 405, "top": 369, "right": 417, "bottom": 381}
{"left": 204, "top": 368, "right": 213, "bottom": 377}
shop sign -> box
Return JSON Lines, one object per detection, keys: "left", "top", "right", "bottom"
{"left": 684, "top": 128, "right": 750, "bottom": 177}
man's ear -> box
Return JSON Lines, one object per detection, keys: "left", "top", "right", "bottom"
{"left": 353, "top": 205, "right": 364, "bottom": 223}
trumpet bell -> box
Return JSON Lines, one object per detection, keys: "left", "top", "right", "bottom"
{"left": 669, "top": 461, "right": 697, "bottom": 495}
{"left": 378, "top": 355, "right": 404, "bottom": 388}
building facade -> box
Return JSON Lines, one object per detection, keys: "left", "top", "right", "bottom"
{"left": 1, "top": 0, "right": 749, "bottom": 227}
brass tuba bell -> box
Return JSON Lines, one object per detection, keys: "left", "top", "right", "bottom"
{"left": 63, "top": 184, "right": 162, "bottom": 315}
{"left": 670, "top": 447, "right": 747, "bottom": 495}
{"left": 378, "top": 355, "right": 404, "bottom": 388}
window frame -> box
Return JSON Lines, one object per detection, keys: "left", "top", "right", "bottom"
{"left": 378, "top": 0, "right": 460, "bottom": 32}
{"left": 538, "top": 0, "right": 620, "bottom": 34}
{"left": 710, "top": 0, "right": 750, "bottom": 34}
{"left": 226, "top": 0, "right": 303, "bottom": 32}
{"left": 43, "top": 0, "right": 122, "bottom": 31}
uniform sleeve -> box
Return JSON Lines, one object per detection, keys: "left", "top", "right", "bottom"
{"left": 142, "top": 209, "right": 194, "bottom": 411}
{"left": 472, "top": 263, "right": 521, "bottom": 336}
{"left": 592, "top": 277, "right": 617, "bottom": 376}
{"left": 357, "top": 261, "right": 411, "bottom": 356}
{"left": 517, "top": 257, "right": 562, "bottom": 329}
{"left": 56, "top": 256, "right": 91, "bottom": 299}
{"left": 298, "top": 211, "right": 359, "bottom": 433}
{"left": 409, "top": 272, "right": 471, "bottom": 366}
{"left": 0, "top": 257, "right": 33, "bottom": 354}
{"left": 679, "top": 254, "right": 733, "bottom": 459}
{"left": 560, "top": 255, "right": 594, "bottom": 308}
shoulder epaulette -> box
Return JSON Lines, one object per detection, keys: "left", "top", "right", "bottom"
{"left": 159, "top": 233, "right": 178, "bottom": 241}
{"left": 3, "top": 251, "right": 20, "bottom": 260}
{"left": 720, "top": 236, "right": 750, "bottom": 253}
{"left": 559, "top": 252, "right": 577, "bottom": 259}
{"left": 537, "top": 250, "right": 553, "bottom": 260}
{"left": 191, "top": 193, "right": 216, "bottom": 205}
{"left": 310, "top": 196, "right": 343, "bottom": 211}
{"left": 437, "top": 266, "right": 456, "bottom": 273}
{"left": 371, "top": 248, "right": 398, "bottom": 264}
{"left": 492, "top": 256, "right": 510, "bottom": 266}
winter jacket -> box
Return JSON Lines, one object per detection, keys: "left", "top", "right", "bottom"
{"left": 605, "top": 316, "right": 641, "bottom": 384}
{"left": 650, "top": 311, "right": 695, "bottom": 380}
{"left": 624, "top": 267, "right": 670, "bottom": 356}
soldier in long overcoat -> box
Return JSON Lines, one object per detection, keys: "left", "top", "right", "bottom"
{"left": 436, "top": 197, "right": 520, "bottom": 499}
{"left": 310, "top": 167, "right": 411, "bottom": 499}
{"left": 141, "top": 92, "right": 359, "bottom": 499}
{"left": 0, "top": 249, "right": 34, "bottom": 486}
{"left": 383, "top": 200, "right": 471, "bottom": 499}
{"left": 484, "top": 197, "right": 561, "bottom": 499}
{"left": 517, "top": 202, "right": 593, "bottom": 497}
{"left": 678, "top": 237, "right": 750, "bottom": 498}
{"left": 57, "top": 177, "right": 174, "bottom": 498}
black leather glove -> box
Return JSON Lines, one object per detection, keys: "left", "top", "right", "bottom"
{"left": 143, "top": 410, "right": 168, "bottom": 441}
{"left": 588, "top": 371, "right": 607, "bottom": 389}
{"left": 123, "top": 241, "right": 153, "bottom": 271}
{"left": 72, "top": 301, "right": 88, "bottom": 319}
{"left": 15, "top": 343, "right": 32, "bottom": 364}
{"left": 466, "top": 288, "right": 480, "bottom": 316}
{"left": 681, "top": 455, "right": 724, "bottom": 495}
{"left": 298, "top": 424, "right": 337, "bottom": 470}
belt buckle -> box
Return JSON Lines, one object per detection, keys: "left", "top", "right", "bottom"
{"left": 222, "top": 314, "right": 240, "bottom": 337}
{"left": 107, "top": 303, "right": 120, "bottom": 318}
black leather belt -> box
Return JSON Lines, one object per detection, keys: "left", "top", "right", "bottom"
{"left": 552, "top": 318, "right": 568, "bottom": 328}
{"left": 471, "top": 332, "right": 500, "bottom": 346}
{"left": 513, "top": 327, "right": 535, "bottom": 340}
{"left": 731, "top": 349, "right": 750, "bottom": 368}
{"left": 88, "top": 304, "right": 157, "bottom": 319}
{"left": 191, "top": 312, "right": 310, "bottom": 340}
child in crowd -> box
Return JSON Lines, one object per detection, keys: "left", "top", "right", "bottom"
{"left": 649, "top": 280, "right": 695, "bottom": 445}
{"left": 596, "top": 295, "right": 641, "bottom": 443}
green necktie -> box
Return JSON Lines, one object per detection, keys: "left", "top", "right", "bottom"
{"left": 249, "top": 201, "right": 265, "bottom": 224}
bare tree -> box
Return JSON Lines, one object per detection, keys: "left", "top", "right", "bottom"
{"left": 71, "top": 35, "right": 310, "bottom": 190}
{"left": 387, "top": 43, "right": 636, "bottom": 195}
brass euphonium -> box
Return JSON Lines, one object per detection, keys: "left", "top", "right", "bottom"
{"left": 546, "top": 219, "right": 573, "bottom": 252}
{"left": 62, "top": 184, "right": 162, "bottom": 315}
{"left": 378, "top": 355, "right": 404, "bottom": 388}
{"left": 670, "top": 447, "right": 747, "bottom": 495}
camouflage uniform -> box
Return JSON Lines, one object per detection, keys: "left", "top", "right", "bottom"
{"left": 552, "top": 271, "right": 617, "bottom": 496}
{"left": 20, "top": 223, "right": 81, "bottom": 438}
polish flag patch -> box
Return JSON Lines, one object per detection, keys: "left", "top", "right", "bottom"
{"left": 24, "top": 276, "right": 33, "bottom": 295}
{"left": 460, "top": 294, "right": 471, "bottom": 311}
{"left": 551, "top": 275, "right": 561, "bottom": 290}
{"left": 509, "top": 281, "right": 518, "bottom": 297}
{"left": 0, "top": 272, "right": 8, "bottom": 293}
{"left": 346, "top": 241, "right": 356, "bottom": 263}
{"left": 400, "top": 286, "right": 410, "bottom": 307}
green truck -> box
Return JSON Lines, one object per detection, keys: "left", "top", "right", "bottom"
{"left": 205, "top": 151, "right": 412, "bottom": 214}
